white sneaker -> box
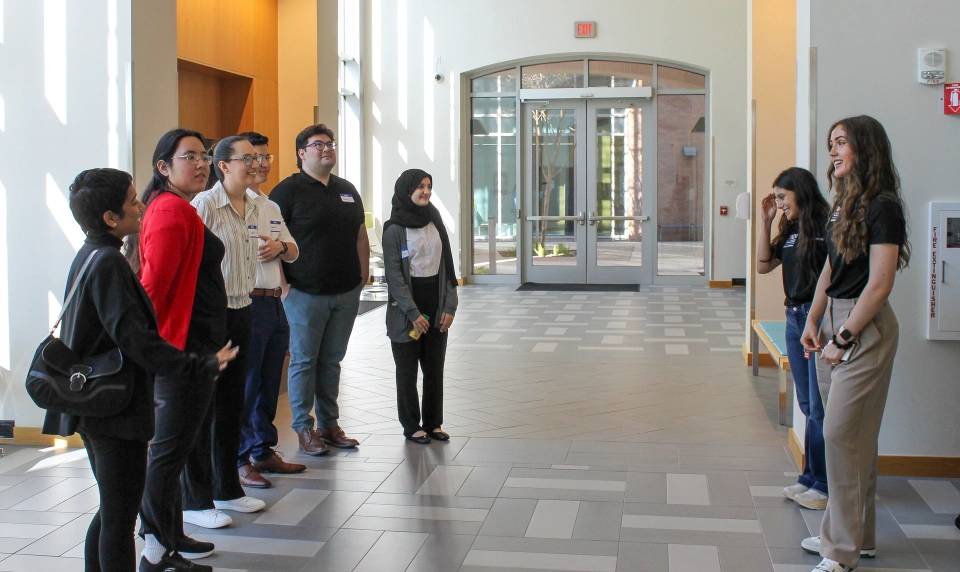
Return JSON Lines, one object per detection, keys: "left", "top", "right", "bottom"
{"left": 802, "top": 536, "right": 876, "bottom": 558}
{"left": 182, "top": 508, "right": 232, "bottom": 529}
{"left": 795, "top": 489, "right": 829, "bottom": 510}
{"left": 213, "top": 496, "right": 265, "bottom": 513}
{"left": 783, "top": 483, "right": 809, "bottom": 500}
{"left": 813, "top": 558, "right": 855, "bottom": 571}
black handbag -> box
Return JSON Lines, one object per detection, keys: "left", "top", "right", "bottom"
{"left": 25, "top": 249, "right": 134, "bottom": 417}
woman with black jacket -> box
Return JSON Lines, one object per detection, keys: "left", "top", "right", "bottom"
{"left": 42, "top": 168, "right": 236, "bottom": 572}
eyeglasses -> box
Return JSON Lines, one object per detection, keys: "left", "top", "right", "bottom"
{"left": 255, "top": 154, "right": 275, "bottom": 165}
{"left": 303, "top": 140, "right": 337, "bottom": 151}
{"left": 224, "top": 155, "right": 259, "bottom": 167}
{"left": 174, "top": 154, "right": 214, "bottom": 166}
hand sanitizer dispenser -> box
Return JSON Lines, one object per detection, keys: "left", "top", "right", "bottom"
{"left": 926, "top": 201, "right": 960, "bottom": 340}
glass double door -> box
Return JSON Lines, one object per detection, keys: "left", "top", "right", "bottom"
{"left": 522, "top": 99, "right": 653, "bottom": 284}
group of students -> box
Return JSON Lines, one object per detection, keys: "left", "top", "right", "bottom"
{"left": 45, "top": 124, "right": 457, "bottom": 572}
{"left": 758, "top": 115, "right": 910, "bottom": 572}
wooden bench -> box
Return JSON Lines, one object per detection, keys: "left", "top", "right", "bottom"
{"left": 751, "top": 320, "right": 794, "bottom": 426}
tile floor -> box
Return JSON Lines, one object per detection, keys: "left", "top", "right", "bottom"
{"left": 1, "top": 286, "right": 958, "bottom": 571}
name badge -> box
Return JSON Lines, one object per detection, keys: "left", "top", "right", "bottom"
{"left": 340, "top": 194, "right": 355, "bottom": 203}
{"left": 269, "top": 220, "right": 281, "bottom": 238}
{"left": 401, "top": 248, "right": 409, "bottom": 259}
{"left": 247, "top": 224, "right": 259, "bottom": 238}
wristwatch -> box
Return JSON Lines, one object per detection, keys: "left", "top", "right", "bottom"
{"left": 833, "top": 325, "right": 856, "bottom": 350}
{"left": 279, "top": 241, "right": 288, "bottom": 255}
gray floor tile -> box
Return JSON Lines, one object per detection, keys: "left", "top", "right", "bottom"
{"left": 616, "top": 541, "right": 668, "bottom": 572}
{"left": 354, "top": 531, "right": 430, "bottom": 572}
{"left": 908, "top": 479, "right": 960, "bottom": 514}
{"left": 15, "top": 513, "right": 91, "bottom": 556}
{"left": 192, "top": 533, "right": 324, "bottom": 557}
{"left": 0, "top": 554, "right": 85, "bottom": 572}
{"left": 254, "top": 489, "right": 330, "bottom": 525}
{"left": 458, "top": 466, "right": 511, "bottom": 498}
{"left": 298, "top": 490, "right": 371, "bottom": 530}
{"left": 668, "top": 543, "right": 721, "bottom": 572}
{"left": 406, "top": 533, "right": 475, "bottom": 571}
{"left": 525, "top": 500, "right": 580, "bottom": 539}
{"left": 0, "top": 478, "right": 65, "bottom": 510}
{"left": 573, "top": 501, "right": 623, "bottom": 541}
{"left": 624, "top": 473, "right": 667, "bottom": 503}
{"left": 478, "top": 498, "right": 538, "bottom": 537}
{"left": 416, "top": 465, "right": 474, "bottom": 496}
{"left": 718, "top": 545, "right": 774, "bottom": 571}
{"left": 343, "top": 514, "right": 484, "bottom": 535}
{"left": 667, "top": 473, "right": 710, "bottom": 505}
{"left": 300, "top": 528, "right": 382, "bottom": 571}
{"left": 462, "top": 549, "right": 617, "bottom": 571}
{"left": 755, "top": 507, "right": 813, "bottom": 549}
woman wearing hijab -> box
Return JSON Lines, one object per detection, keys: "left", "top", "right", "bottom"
{"left": 383, "top": 169, "right": 458, "bottom": 444}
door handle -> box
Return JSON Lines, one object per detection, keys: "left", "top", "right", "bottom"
{"left": 586, "top": 214, "right": 651, "bottom": 224}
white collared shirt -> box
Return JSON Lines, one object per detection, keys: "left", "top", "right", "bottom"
{"left": 191, "top": 181, "right": 259, "bottom": 309}
{"left": 246, "top": 188, "right": 297, "bottom": 289}
{"left": 405, "top": 223, "right": 442, "bottom": 277}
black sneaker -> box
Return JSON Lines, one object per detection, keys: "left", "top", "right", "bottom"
{"left": 176, "top": 535, "right": 215, "bottom": 559}
{"left": 139, "top": 551, "right": 213, "bottom": 572}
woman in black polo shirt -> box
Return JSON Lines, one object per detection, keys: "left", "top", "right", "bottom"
{"left": 800, "top": 115, "right": 910, "bottom": 572}
{"left": 757, "top": 167, "right": 830, "bottom": 510}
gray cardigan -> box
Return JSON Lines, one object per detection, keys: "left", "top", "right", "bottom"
{"left": 383, "top": 224, "right": 458, "bottom": 343}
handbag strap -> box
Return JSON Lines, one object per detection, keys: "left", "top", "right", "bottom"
{"left": 50, "top": 249, "right": 100, "bottom": 335}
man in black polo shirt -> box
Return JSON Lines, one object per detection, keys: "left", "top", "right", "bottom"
{"left": 270, "top": 124, "right": 369, "bottom": 454}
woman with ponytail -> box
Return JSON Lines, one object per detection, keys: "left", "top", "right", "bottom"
{"left": 757, "top": 167, "right": 831, "bottom": 511}
{"left": 383, "top": 169, "right": 458, "bottom": 444}
{"left": 799, "top": 115, "right": 911, "bottom": 572}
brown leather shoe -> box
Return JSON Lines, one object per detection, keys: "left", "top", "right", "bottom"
{"left": 252, "top": 451, "right": 306, "bottom": 474}
{"left": 318, "top": 425, "right": 359, "bottom": 448}
{"left": 297, "top": 428, "right": 330, "bottom": 456}
{"left": 238, "top": 463, "right": 271, "bottom": 488}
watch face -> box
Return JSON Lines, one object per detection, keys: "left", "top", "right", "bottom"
{"left": 839, "top": 329, "right": 853, "bottom": 341}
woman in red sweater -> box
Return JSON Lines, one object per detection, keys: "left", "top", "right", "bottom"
{"left": 137, "top": 128, "right": 229, "bottom": 571}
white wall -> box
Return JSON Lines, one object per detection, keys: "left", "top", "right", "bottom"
{"left": 0, "top": 0, "right": 137, "bottom": 427}
{"left": 796, "top": 0, "right": 960, "bottom": 456}
{"left": 361, "top": 0, "right": 749, "bottom": 280}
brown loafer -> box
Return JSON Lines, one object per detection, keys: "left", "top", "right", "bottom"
{"left": 297, "top": 428, "right": 330, "bottom": 456}
{"left": 238, "top": 463, "right": 271, "bottom": 488}
{"left": 318, "top": 425, "right": 359, "bottom": 448}
{"left": 251, "top": 452, "right": 306, "bottom": 474}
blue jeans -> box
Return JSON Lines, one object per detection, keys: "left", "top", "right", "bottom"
{"left": 785, "top": 303, "right": 828, "bottom": 495}
{"left": 239, "top": 296, "right": 290, "bottom": 465}
{"left": 283, "top": 284, "right": 362, "bottom": 433}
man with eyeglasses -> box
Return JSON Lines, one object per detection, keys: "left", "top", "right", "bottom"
{"left": 234, "top": 132, "right": 306, "bottom": 479}
{"left": 269, "top": 124, "right": 368, "bottom": 455}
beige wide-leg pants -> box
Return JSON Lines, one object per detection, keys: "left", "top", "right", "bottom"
{"left": 816, "top": 297, "right": 899, "bottom": 568}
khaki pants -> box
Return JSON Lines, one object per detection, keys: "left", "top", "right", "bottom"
{"left": 816, "top": 297, "right": 899, "bottom": 568}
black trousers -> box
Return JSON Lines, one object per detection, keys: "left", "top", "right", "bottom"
{"left": 81, "top": 432, "right": 148, "bottom": 572}
{"left": 391, "top": 275, "right": 447, "bottom": 437}
{"left": 140, "top": 366, "right": 216, "bottom": 549}
{"left": 183, "top": 306, "right": 252, "bottom": 507}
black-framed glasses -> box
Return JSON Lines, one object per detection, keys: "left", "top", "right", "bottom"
{"left": 224, "top": 155, "right": 258, "bottom": 167}
{"left": 255, "top": 154, "right": 275, "bottom": 165}
{"left": 303, "top": 140, "right": 337, "bottom": 151}
{"left": 174, "top": 154, "right": 213, "bottom": 166}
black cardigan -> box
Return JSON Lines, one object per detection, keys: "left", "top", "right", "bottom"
{"left": 42, "top": 233, "right": 219, "bottom": 442}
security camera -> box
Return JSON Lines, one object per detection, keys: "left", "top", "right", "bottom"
{"left": 434, "top": 73, "right": 444, "bottom": 83}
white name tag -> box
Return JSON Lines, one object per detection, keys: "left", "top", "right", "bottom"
{"left": 269, "top": 220, "right": 281, "bottom": 238}
{"left": 247, "top": 224, "right": 259, "bottom": 238}
{"left": 340, "top": 194, "right": 355, "bottom": 203}
{"left": 401, "top": 248, "right": 409, "bottom": 259}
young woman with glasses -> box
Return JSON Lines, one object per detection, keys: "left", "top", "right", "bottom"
{"left": 136, "top": 128, "right": 231, "bottom": 571}
{"left": 800, "top": 115, "right": 911, "bottom": 572}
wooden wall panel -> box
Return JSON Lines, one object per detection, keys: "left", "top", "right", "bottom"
{"left": 254, "top": 0, "right": 279, "bottom": 82}
{"left": 221, "top": 77, "right": 255, "bottom": 136}
{"left": 178, "top": 70, "right": 222, "bottom": 138}
{"left": 254, "top": 78, "right": 281, "bottom": 191}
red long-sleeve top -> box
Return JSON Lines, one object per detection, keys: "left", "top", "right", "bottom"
{"left": 138, "top": 191, "right": 205, "bottom": 350}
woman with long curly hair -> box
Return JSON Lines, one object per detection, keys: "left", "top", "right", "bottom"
{"left": 757, "top": 167, "right": 830, "bottom": 511}
{"left": 799, "top": 115, "right": 911, "bottom": 572}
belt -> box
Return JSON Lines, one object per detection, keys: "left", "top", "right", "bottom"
{"left": 251, "top": 287, "right": 282, "bottom": 298}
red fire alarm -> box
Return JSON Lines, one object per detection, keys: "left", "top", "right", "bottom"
{"left": 944, "top": 83, "right": 960, "bottom": 115}
{"left": 720, "top": 206, "right": 728, "bottom": 216}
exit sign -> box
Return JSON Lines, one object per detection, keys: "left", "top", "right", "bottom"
{"left": 574, "top": 21, "right": 596, "bottom": 38}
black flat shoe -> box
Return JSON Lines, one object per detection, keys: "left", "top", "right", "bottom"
{"left": 405, "top": 434, "right": 432, "bottom": 444}
{"left": 429, "top": 430, "right": 450, "bottom": 441}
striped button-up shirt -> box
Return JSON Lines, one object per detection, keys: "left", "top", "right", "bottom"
{"left": 192, "top": 182, "right": 259, "bottom": 309}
